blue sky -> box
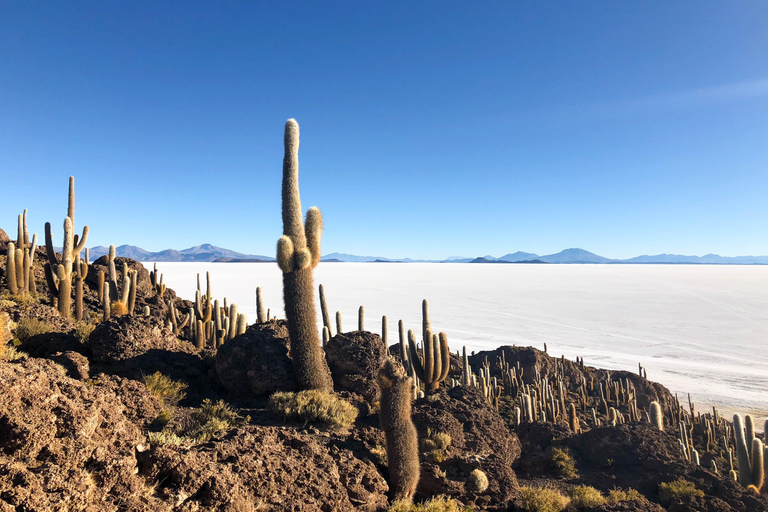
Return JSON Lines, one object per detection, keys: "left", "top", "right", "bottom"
{"left": 1, "top": 2, "right": 767, "bottom": 260}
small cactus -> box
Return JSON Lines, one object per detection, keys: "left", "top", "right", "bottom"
{"left": 650, "top": 401, "right": 664, "bottom": 431}
{"left": 734, "top": 414, "right": 752, "bottom": 487}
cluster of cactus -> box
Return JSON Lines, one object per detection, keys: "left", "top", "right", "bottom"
{"left": 99, "top": 245, "right": 137, "bottom": 319}
{"left": 5, "top": 209, "right": 38, "bottom": 297}
{"left": 403, "top": 299, "right": 450, "bottom": 393}
{"left": 451, "top": 347, "right": 654, "bottom": 432}
{"left": 43, "top": 176, "right": 89, "bottom": 317}
{"left": 149, "top": 262, "right": 166, "bottom": 296}
{"left": 181, "top": 272, "right": 247, "bottom": 349}
{"left": 730, "top": 414, "right": 766, "bottom": 492}
{"left": 276, "top": 119, "right": 333, "bottom": 392}
{"left": 377, "top": 357, "right": 420, "bottom": 504}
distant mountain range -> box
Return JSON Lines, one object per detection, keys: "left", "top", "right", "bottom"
{"left": 88, "top": 244, "right": 274, "bottom": 262}
{"left": 82, "top": 245, "right": 768, "bottom": 265}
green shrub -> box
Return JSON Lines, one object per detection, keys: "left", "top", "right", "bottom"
{"left": 148, "top": 430, "right": 188, "bottom": 447}
{"left": 658, "top": 478, "right": 704, "bottom": 504}
{"left": 142, "top": 372, "right": 187, "bottom": 406}
{"left": 187, "top": 399, "right": 248, "bottom": 443}
{"left": 72, "top": 321, "right": 95, "bottom": 344}
{"left": 269, "top": 390, "right": 358, "bottom": 429}
{"left": 13, "top": 317, "right": 53, "bottom": 345}
{"left": 607, "top": 487, "right": 645, "bottom": 502}
{"left": 551, "top": 447, "right": 578, "bottom": 478}
{"left": 1, "top": 344, "right": 22, "bottom": 361}
{"left": 519, "top": 485, "right": 570, "bottom": 512}
{"left": 567, "top": 485, "right": 606, "bottom": 507}
{"left": 387, "top": 495, "right": 474, "bottom": 512}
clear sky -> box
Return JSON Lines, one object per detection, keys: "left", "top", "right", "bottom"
{"left": 2, "top": 2, "right": 767, "bottom": 260}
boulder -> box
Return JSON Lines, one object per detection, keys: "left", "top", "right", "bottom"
{"left": 88, "top": 314, "right": 210, "bottom": 399}
{"left": 411, "top": 385, "right": 521, "bottom": 508}
{"left": 216, "top": 319, "right": 297, "bottom": 397}
{"left": 325, "top": 330, "right": 387, "bottom": 402}
{"left": 141, "top": 426, "right": 389, "bottom": 511}
{"left": 0, "top": 357, "right": 164, "bottom": 511}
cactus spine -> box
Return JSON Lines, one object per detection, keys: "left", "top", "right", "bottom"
{"left": 276, "top": 119, "right": 333, "bottom": 391}
{"left": 377, "top": 358, "right": 420, "bottom": 504}
{"left": 44, "top": 176, "right": 89, "bottom": 317}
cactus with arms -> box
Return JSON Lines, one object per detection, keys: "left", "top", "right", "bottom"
{"left": 276, "top": 119, "right": 333, "bottom": 391}
{"left": 44, "top": 176, "right": 89, "bottom": 317}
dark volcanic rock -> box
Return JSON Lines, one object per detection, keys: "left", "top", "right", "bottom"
{"left": 49, "top": 350, "right": 90, "bottom": 380}
{"left": 569, "top": 422, "right": 768, "bottom": 511}
{"left": 411, "top": 385, "right": 521, "bottom": 509}
{"left": 88, "top": 314, "right": 210, "bottom": 398}
{"left": 215, "top": 319, "right": 297, "bottom": 397}
{"left": 0, "top": 228, "right": 9, "bottom": 243}
{"left": 21, "top": 331, "right": 86, "bottom": 358}
{"left": 325, "top": 330, "right": 388, "bottom": 402}
{"left": 0, "top": 357, "right": 163, "bottom": 511}
{"left": 141, "top": 426, "right": 389, "bottom": 511}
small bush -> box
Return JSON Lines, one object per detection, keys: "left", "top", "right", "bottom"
{"left": 467, "top": 468, "right": 489, "bottom": 493}
{"left": 269, "top": 390, "right": 358, "bottom": 429}
{"left": 370, "top": 444, "right": 388, "bottom": 466}
{"left": 73, "top": 321, "right": 95, "bottom": 344}
{"left": 519, "top": 485, "right": 570, "bottom": 512}
{"left": 607, "top": 487, "right": 644, "bottom": 503}
{"left": 567, "top": 485, "right": 606, "bottom": 507}
{"left": 110, "top": 301, "right": 128, "bottom": 316}
{"left": 156, "top": 409, "right": 173, "bottom": 427}
{"left": 187, "top": 399, "right": 248, "bottom": 443}
{"left": 658, "top": 478, "right": 704, "bottom": 504}
{"left": 0, "top": 291, "right": 38, "bottom": 306}
{"left": 387, "top": 495, "right": 474, "bottom": 512}
{"left": 148, "top": 430, "right": 188, "bottom": 447}
{"left": 13, "top": 317, "right": 53, "bottom": 345}
{"left": 143, "top": 372, "right": 187, "bottom": 406}
{"left": 551, "top": 447, "right": 578, "bottom": 478}
{"left": 1, "top": 344, "right": 23, "bottom": 361}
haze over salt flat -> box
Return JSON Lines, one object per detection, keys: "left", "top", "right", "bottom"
{"left": 148, "top": 262, "right": 768, "bottom": 426}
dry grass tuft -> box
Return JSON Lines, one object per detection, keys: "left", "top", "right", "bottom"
{"left": 567, "top": 485, "right": 606, "bottom": 507}
{"left": 658, "top": 478, "right": 704, "bottom": 503}
{"left": 143, "top": 372, "right": 187, "bottom": 406}
{"left": 519, "top": 485, "right": 570, "bottom": 512}
{"left": 269, "top": 390, "right": 358, "bottom": 429}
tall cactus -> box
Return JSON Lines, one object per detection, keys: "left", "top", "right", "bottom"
{"left": 377, "top": 358, "right": 420, "bottom": 504}
{"left": 734, "top": 414, "right": 752, "bottom": 487}
{"left": 276, "top": 119, "right": 333, "bottom": 391}
{"left": 44, "top": 176, "right": 89, "bottom": 317}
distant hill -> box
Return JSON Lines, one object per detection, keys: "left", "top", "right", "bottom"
{"left": 88, "top": 244, "right": 274, "bottom": 262}
{"left": 538, "top": 248, "right": 614, "bottom": 264}
{"left": 497, "top": 251, "right": 540, "bottom": 262}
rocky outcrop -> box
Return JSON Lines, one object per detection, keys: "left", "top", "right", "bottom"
{"left": 325, "top": 330, "right": 388, "bottom": 402}
{"left": 216, "top": 319, "right": 297, "bottom": 397}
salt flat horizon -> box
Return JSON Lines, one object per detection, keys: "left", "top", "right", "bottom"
{"left": 146, "top": 261, "right": 768, "bottom": 428}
